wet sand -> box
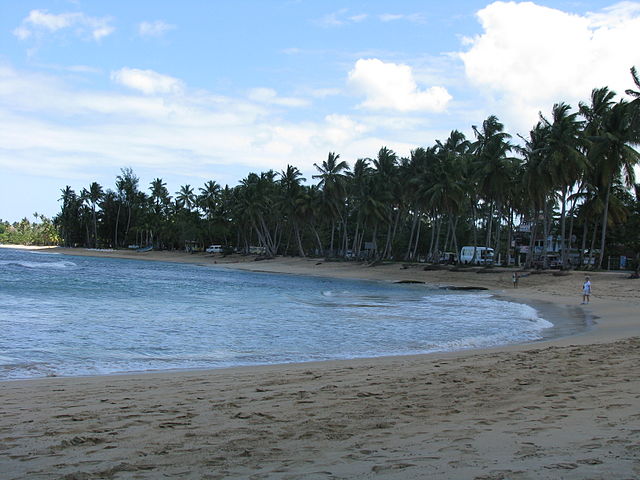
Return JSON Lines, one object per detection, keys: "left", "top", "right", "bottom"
{"left": 1, "top": 246, "right": 639, "bottom": 479}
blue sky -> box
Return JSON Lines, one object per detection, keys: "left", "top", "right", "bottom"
{"left": 1, "top": 0, "right": 639, "bottom": 222}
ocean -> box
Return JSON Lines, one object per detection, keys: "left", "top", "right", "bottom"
{"left": 0, "top": 247, "right": 556, "bottom": 380}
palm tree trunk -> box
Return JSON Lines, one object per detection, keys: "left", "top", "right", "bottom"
{"left": 352, "top": 221, "right": 360, "bottom": 254}
{"left": 559, "top": 188, "right": 568, "bottom": 269}
{"left": 542, "top": 200, "right": 550, "bottom": 269}
{"left": 405, "top": 210, "right": 419, "bottom": 261}
{"left": 494, "top": 203, "right": 502, "bottom": 262}
{"left": 485, "top": 202, "right": 494, "bottom": 247}
{"left": 506, "top": 207, "right": 513, "bottom": 266}
{"left": 589, "top": 219, "right": 599, "bottom": 268}
{"left": 449, "top": 214, "right": 459, "bottom": 263}
{"left": 597, "top": 182, "right": 612, "bottom": 269}
{"left": 92, "top": 205, "right": 98, "bottom": 248}
{"left": 330, "top": 221, "right": 335, "bottom": 256}
{"left": 580, "top": 220, "right": 588, "bottom": 267}
{"left": 428, "top": 214, "right": 436, "bottom": 262}
{"left": 471, "top": 200, "right": 478, "bottom": 252}
{"left": 310, "top": 224, "right": 323, "bottom": 254}
{"left": 433, "top": 216, "right": 442, "bottom": 261}
{"left": 294, "top": 222, "right": 305, "bottom": 257}
{"left": 526, "top": 216, "right": 537, "bottom": 268}
{"left": 443, "top": 217, "right": 451, "bottom": 253}
{"left": 412, "top": 215, "right": 422, "bottom": 260}
{"left": 114, "top": 204, "right": 121, "bottom": 248}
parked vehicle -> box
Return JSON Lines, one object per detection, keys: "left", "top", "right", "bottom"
{"left": 206, "top": 245, "right": 223, "bottom": 253}
{"left": 439, "top": 252, "right": 458, "bottom": 264}
{"left": 459, "top": 246, "right": 494, "bottom": 265}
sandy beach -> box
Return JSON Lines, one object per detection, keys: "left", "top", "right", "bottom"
{"left": 2, "top": 246, "right": 639, "bottom": 479}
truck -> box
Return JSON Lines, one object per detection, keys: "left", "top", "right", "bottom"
{"left": 459, "top": 246, "right": 495, "bottom": 265}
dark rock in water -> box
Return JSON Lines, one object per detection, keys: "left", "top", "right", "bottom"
{"left": 394, "top": 280, "right": 425, "bottom": 284}
{"left": 440, "top": 285, "right": 489, "bottom": 291}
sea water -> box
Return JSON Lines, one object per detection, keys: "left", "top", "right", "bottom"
{"left": 0, "top": 247, "right": 555, "bottom": 380}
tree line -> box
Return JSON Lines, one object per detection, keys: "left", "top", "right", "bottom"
{"left": 54, "top": 68, "right": 640, "bottom": 270}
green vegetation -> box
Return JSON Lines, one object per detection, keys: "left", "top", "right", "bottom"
{"left": 53, "top": 68, "right": 640, "bottom": 270}
{"left": 0, "top": 214, "right": 60, "bottom": 246}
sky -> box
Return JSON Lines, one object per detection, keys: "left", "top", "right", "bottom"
{"left": 1, "top": 0, "right": 639, "bottom": 222}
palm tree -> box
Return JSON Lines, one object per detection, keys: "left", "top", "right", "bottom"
{"left": 586, "top": 99, "right": 640, "bottom": 268}
{"left": 175, "top": 185, "right": 196, "bottom": 211}
{"left": 114, "top": 167, "right": 140, "bottom": 247}
{"left": 625, "top": 66, "right": 640, "bottom": 139}
{"left": 198, "top": 180, "right": 221, "bottom": 221}
{"left": 371, "top": 147, "right": 400, "bottom": 259}
{"left": 539, "top": 103, "right": 586, "bottom": 268}
{"left": 313, "top": 152, "right": 350, "bottom": 255}
{"left": 57, "top": 186, "right": 79, "bottom": 247}
{"left": 82, "top": 182, "right": 103, "bottom": 248}
{"left": 278, "top": 165, "right": 306, "bottom": 256}
{"left": 472, "top": 115, "right": 513, "bottom": 259}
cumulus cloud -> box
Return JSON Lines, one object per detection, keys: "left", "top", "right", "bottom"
{"left": 138, "top": 20, "right": 175, "bottom": 38}
{"left": 347, "top": 58, "right": 452, "bottom": 112}
{"left": 111, "top": 68, "right": 184, "bottom": 95}
{"left": 13, "top": 9, "right": 114, "bottom": 41}
{"left": 459, "top": 1, "right": 640, "bottom": 131}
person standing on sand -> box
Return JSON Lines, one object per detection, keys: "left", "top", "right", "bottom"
{"left": 582, "top": 276, "right": 591, "bottom": 304}
{"left": 512, "top": 272, "right": 519, "bottom": 288}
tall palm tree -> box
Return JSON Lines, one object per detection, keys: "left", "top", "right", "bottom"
{"left": 472, "top": 115, "right": 513, "bottom": 257}
{"left": 175, "top": 184, "right": 196, "bottom": 211}
{"left": 57, "top": 186, "right": 78, "bottom": 247}
{"left": 539, "top": 103, "right": 586, "bottom": 268}
{"left": 372, "top": 147, "right": 400, "bottom": 259}
{"left": 278, "top": 165, "right": 306, "bottom": 256}
{"left": 114, "top": 167, "right": 140, "bottom": 247}
{"left": 198, "top": 180, "right": 221, "bottom": 219}
{"left": 586, "top": 99, "right": 640, "bottom": 268}
{"left": 82, "top": 182, "right": 103, "bottom": 248}
{"left": 625, "top": 66, "right": 640, "bottom": 139}
{"left": 313, "top": 152, "right": 350, "bottom": 255}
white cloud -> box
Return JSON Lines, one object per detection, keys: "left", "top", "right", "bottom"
{"left": 247, "top": 87, "right": 309, "bottom": 107}
{"left": 459, "top": 1, "right": 640, "bottom": 132}
{"left": 317, "top": 9, "right": 368, "bottom": 27}
{"left": 0, "top": 63, "right": 461, "bottom": 220}
{"left": 138, "top": 20, "right": 175, "bottom": 38}
{"left": 13, "top": 9, "right": 114, "bottom": 41}
{"left": 111, "top": 68, "right": 184, "bottom": 95}
{"left": 347, "top": 58, "right": 452, "bottom": 112}
{"left": 378, "top": 13, "right": 426, "bottom": 23}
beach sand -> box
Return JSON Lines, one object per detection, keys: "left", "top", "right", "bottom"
{"left": 2, "top": 247, "right": 639, "bottom": 479}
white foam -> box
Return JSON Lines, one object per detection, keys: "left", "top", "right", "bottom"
{"left": 0, "top": 260, "right": 77, "bottom": 269}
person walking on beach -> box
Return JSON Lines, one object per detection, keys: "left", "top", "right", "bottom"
{"left": 512, "top": 272, "right": 519, "bottom": 288}
{"left": 582, "top": 276, "right": 591, "bottom": 304}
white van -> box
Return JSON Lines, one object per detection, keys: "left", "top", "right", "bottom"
{"left": 206, "top": 245, "right": 223, "bottom": 253}
{"left": 459, "top": 246, "right": 494, "bottom": 265}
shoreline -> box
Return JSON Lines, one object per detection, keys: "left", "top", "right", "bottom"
{"left": 2, "top": 245, "right": 639, "bottom": 478}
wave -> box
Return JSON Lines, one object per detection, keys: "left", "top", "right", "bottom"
{"left": 0, "top": 260, "right": 77, "bottom": 269}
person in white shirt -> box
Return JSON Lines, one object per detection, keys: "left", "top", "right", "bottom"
{"left": 582, "top": 276, "right": 591, "bottom": 304}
